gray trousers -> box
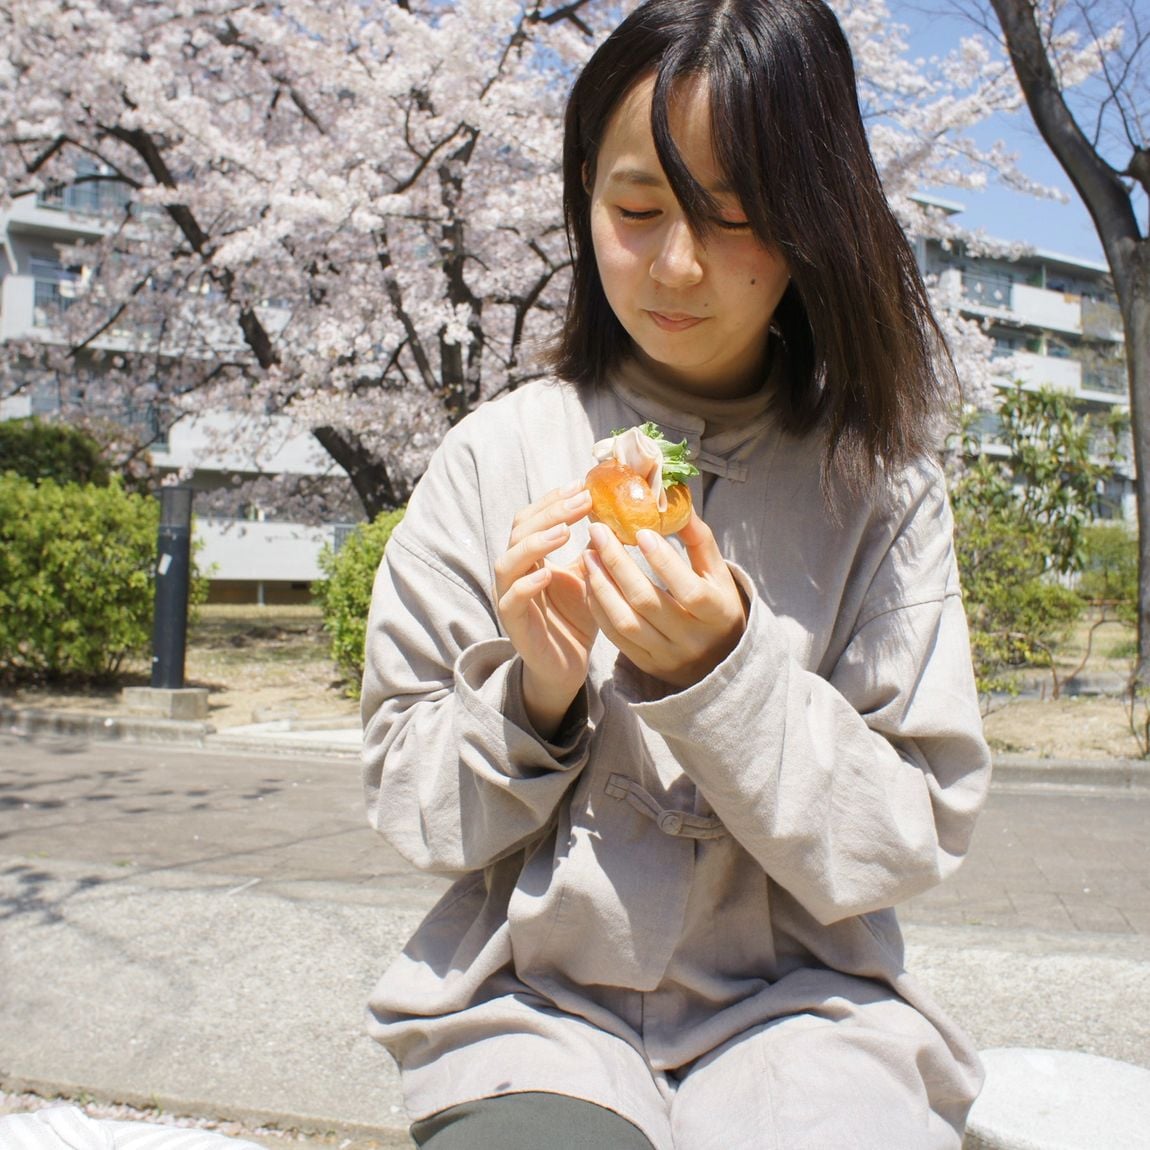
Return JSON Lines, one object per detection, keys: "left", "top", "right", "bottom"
{"left": 410, "top": 1093, "right": 655, "bottom": 1149}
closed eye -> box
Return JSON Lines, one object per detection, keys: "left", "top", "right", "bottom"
{"left": 618, "top": 207, "right": 660, "bottom": 221}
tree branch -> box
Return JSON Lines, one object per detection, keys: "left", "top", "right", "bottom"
{"left": 988, "top": 0, "right": 1141, "bottom": 256}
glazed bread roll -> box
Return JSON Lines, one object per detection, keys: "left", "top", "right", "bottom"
{"left": 585, "top": 423, "right": 698, "bottom": 546}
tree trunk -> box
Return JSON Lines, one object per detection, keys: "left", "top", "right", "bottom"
{"left": 1122, "top": 245, "right": 1150, "bottom": 681}
{"left": 986, "top": 0, "right": 1150, "bottom": 680}
{"left": 312, "top": 425, "right": 410, "bottom": 520}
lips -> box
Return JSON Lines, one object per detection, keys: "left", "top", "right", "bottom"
{"left": 646, "top": 310, "right": 705, "bottom": 332}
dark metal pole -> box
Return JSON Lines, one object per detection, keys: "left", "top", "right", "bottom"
{"left": 151, "top": 486, "right": 194, "bottom": 690}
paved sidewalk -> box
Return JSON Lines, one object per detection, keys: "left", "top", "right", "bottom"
{"left": 2, "top": 728, "right": 1148, "bottom": 1148}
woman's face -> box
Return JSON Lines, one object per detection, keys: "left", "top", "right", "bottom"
{"left": 589, "top": 75, "right": 790, "bottom": 400}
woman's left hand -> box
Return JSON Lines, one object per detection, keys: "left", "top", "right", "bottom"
{"left": 583, "top": 513, "right": 747, "bottom": 690}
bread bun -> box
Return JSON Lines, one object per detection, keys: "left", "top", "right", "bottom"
{"left": 585, "top": 459, "right": 693, "bottom": 546}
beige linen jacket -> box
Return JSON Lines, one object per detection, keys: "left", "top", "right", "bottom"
{"left": 360, "top": 363, "right": 992, "bottom": 1142}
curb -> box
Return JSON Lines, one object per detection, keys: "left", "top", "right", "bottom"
{"left": 992, "top": 755, "right": 1150, "bottom": 791}
{"left": 204, "top": 731, "right": 361, "bottom": 759}
{"left": 6, "top": 706, "right": 1150, "bottom": 788}
{"left": 1, "top": 705, "right": 214, "bottom": 746}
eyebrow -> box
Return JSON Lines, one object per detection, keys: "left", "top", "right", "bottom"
{"left": 606, "top": 168, "right": 736, "bottom": 196}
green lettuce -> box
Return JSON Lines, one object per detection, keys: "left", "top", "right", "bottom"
{"left": 610, "top": 422, "right": 700, "bottom": 489}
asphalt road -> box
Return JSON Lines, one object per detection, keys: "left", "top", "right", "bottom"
{"left": 2, "top": 733, "right": 1148, "bottom": 1148}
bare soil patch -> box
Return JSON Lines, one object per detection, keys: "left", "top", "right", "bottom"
{"left": 2, "top": 605, "right": 358, "bottom": 730}
{"left": 4, "top": 605, "right": 1148, "bottom": 759}
{"left": 981, "top": 695, "right": 1142, "bottom": 760}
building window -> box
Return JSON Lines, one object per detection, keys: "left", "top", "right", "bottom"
{"left": 29, "top": 258, "right": 81, "bottom": 326}
{"left": 36, "top": 162, "right": 131, "bottom": 218}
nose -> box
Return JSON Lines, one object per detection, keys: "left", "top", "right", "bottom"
{"left": 649, "top": 218, "right": 704, "bottom": 288}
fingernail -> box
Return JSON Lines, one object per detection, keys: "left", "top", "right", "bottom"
{"left": 636, "top": 529, "right": 659, "bottom": 554}
{"left": 543, "top": 524, "right": 566, "bottom": 541}
{"left": 565, "top": 489, "right": 591, "bottom": 511}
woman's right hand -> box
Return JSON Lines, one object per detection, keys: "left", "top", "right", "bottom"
{"left": 494, "top": 480, "right": 597, "bottom": 739}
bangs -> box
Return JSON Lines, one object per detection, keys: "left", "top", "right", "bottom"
{"left": 648, "top": 47, "right": 777, "bottom": 245}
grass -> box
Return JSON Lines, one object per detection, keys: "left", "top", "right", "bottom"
{"left": 189, "top": 605, "right": 329, "bottom": 669}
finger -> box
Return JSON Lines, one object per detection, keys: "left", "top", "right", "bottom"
{"left": 495, "top": 521, "right": 572, "bottom": 596}
{"left": 496, "top": 564, "right": 552, "bottom": 626}
{"left": 587, "top": 522, "right": 669, "bottom": 621}
{"left": 635, "top": 528, "right": 725, "bottom": 621}
{"left": 583, "top": 548, "right": 668, "bottom": 658}
{"left": 508, "top": 484, "right": 592, "bottom": 548}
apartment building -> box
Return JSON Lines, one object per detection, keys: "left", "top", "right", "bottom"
{"left": 914, "top": 196, "right": 1132, "bottom": 517}
{"left": 0, "top": 182, "right": 358, "bottom": 604}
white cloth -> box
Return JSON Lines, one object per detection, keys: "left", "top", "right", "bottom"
{"left": 0, "top": 1108, "right": 262, "bottom": 1150}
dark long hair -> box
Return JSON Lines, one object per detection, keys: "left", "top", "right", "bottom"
{"left": 552, "top": 0, "right": 954, "bottom": 494}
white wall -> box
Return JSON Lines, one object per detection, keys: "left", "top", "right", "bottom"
{"left": 195, "top": 519, "right": 335, "bottom": 582}
{"left": 1011, "top": 283, "right": 1083, "bottom": 334}
{"left": 154, "top": 412, "right": 333, "bottom": 476}
{"left": 1012, "top": 352, "right": 1081, "bottom": 394}
{"left": 0, "top": 274, "right": 36, "bottom": 339}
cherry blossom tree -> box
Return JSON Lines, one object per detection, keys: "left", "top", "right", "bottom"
{"left": 0, "top": 0, "right": 1074, "bottom": 518}
{"left": 1, "top": 0, "right": 611, "bottom": 517}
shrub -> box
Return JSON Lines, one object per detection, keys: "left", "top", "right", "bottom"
{"left": 949, "top": 384, "right": 1118, "bottom": 698}
{"left": 0, "top": 417, "right": 111, "bottom": 487}
{"left": 1078, "top": 522, "right": 1137, "bottom": 622}
{"left": 0, "top": 474, "right": 159, "bottom": 682}
{"left": 313, "top": 508, "right": 405, "bottom": 696}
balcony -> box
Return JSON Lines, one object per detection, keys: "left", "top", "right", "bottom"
{"left": 1, "top": 275, "right": 39, "bottom": 339}
{"left": 1081, "top": 364, "right": 1128, "bottom": 397}
{"left": 960, "top": 271, "right": 1014, "bottom": 314}
{"left": 151, "top": 412, "right": 333, "bottom": 476}
{"left": 1009, "top": 351, "right": 1081, "bottom": 394}
{"left": 1081, "top": 298, "right": 1124, "bottom": 340}
{"left": 0, "top": 273, "right": 87, "bottom": 340}
{"left": 37, "top": 181, "right": 131, "bottom": 219}
{"left": 1011, "top": 283, "right": 1083, "bottom": 334}
{"left": 957, "top": 272, "right": 1123, "bottom": 342}
{"left": 992, "top": 352, "right": 1129, "bottom": 407}
{"left": 4, "top": 193, "right": 113, "bottom": 240}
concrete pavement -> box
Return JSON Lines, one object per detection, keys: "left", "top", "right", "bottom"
{"left": 1, "top": 722, "right": 1148, "bottom": 1148}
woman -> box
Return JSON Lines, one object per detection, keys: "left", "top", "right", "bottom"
{"left": 360, "top": 1, "right": 991, "bottom": 1146}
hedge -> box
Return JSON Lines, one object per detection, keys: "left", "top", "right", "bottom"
{"left": 0, "top": 417, "right": 111, "bottom": 487}
{"left": 0, "top": 473, "right": 159, "bottom": 682}
{"left": 313, "top": 507, "right": 405, "bottom": 696}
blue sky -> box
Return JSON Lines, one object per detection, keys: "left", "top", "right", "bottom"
{"left": 889, "top": 0, "right": 1109, "bottom": 265}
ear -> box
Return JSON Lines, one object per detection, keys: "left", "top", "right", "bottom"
{"left": 582, "top": 160, "right": 594, "bottom": 195}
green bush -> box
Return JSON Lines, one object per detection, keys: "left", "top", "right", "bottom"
{"left": 0, "top": 474, "right": 159, "bottom": 682}
{"left": 0, "top": 417, "right": 111, "bottom": 487}
{"left": 1078, "top": 522, "right": 1137, "bottom": 621}
{"left": 313, "top": 508, "right": 405, "bottom": 696}
{"left": 950, "top": 384, "right": 1117, "bottom": 697}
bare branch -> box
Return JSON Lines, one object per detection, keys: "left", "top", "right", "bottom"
{"left": 988, "top": 0, "right": 1140, "bottom": 251}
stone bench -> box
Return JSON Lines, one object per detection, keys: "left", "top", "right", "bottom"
{"left": 964, "top": 1047, "right": 1150, "bottom": 1150}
